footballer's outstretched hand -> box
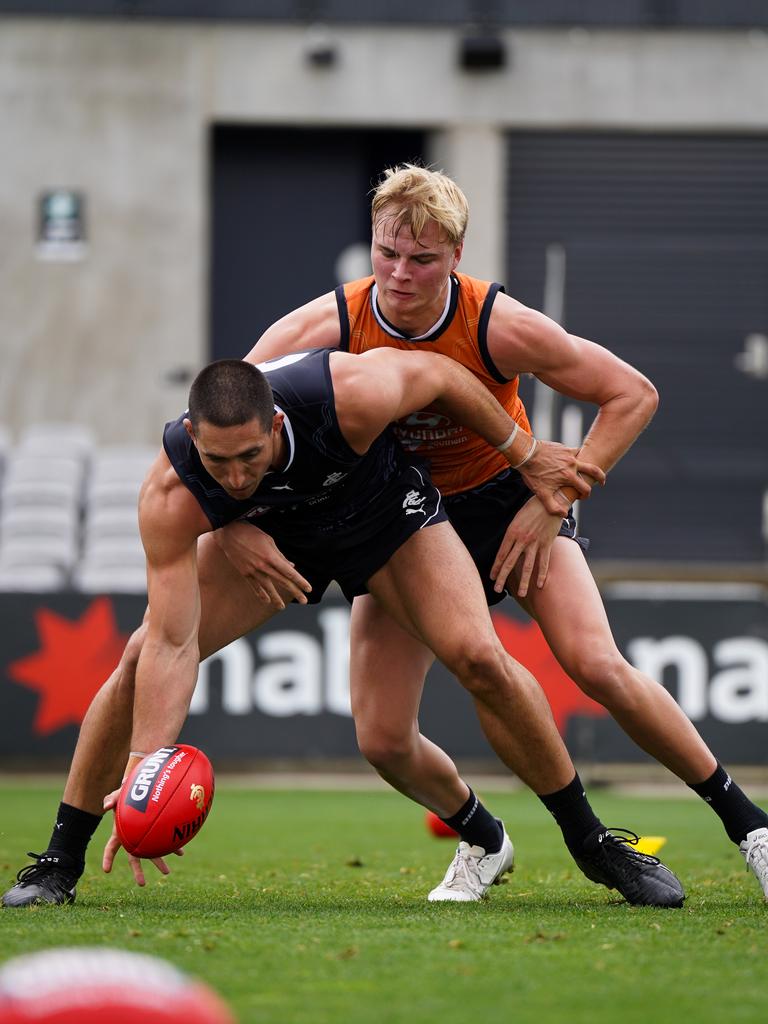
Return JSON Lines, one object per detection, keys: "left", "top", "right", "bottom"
{"left": 102, "top": 789, "right": 183, "bottom": 887}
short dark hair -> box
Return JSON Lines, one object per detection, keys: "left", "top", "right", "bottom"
{"left": 187, "top": 360, "right": 274, "bottom": 432}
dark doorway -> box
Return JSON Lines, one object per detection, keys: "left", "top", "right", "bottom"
{"left": 209, "top": 126, "right": 428, "bottom": 360}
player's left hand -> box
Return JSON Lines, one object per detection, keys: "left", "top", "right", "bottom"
{"left": 101, "top": 788, "right": 183, "bottom": 886}
{"left": 518, "top": 440, "right": 604, "bottom": 515}
{"left": 214, "top": 521, "right": 312, "bottom": 609}
{"left": 490, "top": 497, "right": 563, "bottom": 598}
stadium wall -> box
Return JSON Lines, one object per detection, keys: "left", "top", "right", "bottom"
{"left": 2, "top": 591, "right": 767, "bottom": 770}
{"left": 1, "top": 17, "right": 767, "bottom": 440}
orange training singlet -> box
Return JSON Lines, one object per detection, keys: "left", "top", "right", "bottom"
{"left": 336, "top": 273, "right": 531, "bottom": 496}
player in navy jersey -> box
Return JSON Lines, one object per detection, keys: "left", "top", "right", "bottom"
{"left": 5, "top": 347, "right": 685, "bottom": 910}
{"left": 162, "top": 347, "right": 473, "bottom": 600}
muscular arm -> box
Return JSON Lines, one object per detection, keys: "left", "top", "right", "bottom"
{"left": 243, "top": 291, "right": 342, "bottom": 364}
{"left": 101, "top": 457, "right": 212, "bottom": 884}
{"left": 130, "top": 459, "right": 211, "bottom": 754}
{"left": 488, "top": 297, "right": 659, "bottom": 501}
{"left": 332, "top": 348, "right": 549, "bottom": 467}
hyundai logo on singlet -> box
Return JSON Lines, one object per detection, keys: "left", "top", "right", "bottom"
{"left": 124, "top": 747, "right": 179, "bottom": 813}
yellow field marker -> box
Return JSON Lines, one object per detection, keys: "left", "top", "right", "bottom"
{"left": 635, "top": 836, "right": 667, "bottom": 856}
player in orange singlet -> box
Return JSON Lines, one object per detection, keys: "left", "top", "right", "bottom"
{"left": 339, "top": 272, "right": 528, "bottom": 494}
{"left": 233, "top": 165, "right": 768, "bottom": 903}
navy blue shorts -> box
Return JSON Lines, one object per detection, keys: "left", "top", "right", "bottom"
{"left": 254, "top": 464, "right": 447, "bottom": 604}
{"left": 444, "top": 468, "right": 589, "bottom": 606}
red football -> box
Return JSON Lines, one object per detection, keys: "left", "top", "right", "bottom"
{"left": 115, "top": 745, "right": 214, "bottom": 859}
{"left": 425, "top": 811, "right": 459, "bottom": 839}
{"left": 0, "top": 947, "right": 234, "bottom": 1023}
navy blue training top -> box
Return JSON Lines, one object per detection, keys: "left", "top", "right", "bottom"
{"left": 162, "top": 348, "right": 404, "bottom": 539}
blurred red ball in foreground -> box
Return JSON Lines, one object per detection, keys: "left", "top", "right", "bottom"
{"left": 425, "top": 811, "right": 458, "bottom": 838}
{"left": 0, "top": 948, "right": 234, "bottom": 1024}
{"left": 116, "top": 744, "right": 214, "bottom": 859}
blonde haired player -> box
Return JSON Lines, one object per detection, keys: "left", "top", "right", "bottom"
{"left": 232, "top": 163, "right": 768, "bottom": 903}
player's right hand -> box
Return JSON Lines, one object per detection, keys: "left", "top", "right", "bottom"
{"left": 491, "top": 496, "right": 562, "bottom": 597}
{"left": 101, "top": 788, "right": 182, "bottom": 887}
{"left": 214, "top": 521, "right": 312, "bottom": 609}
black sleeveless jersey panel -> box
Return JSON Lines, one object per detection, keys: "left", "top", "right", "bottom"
{"left": 162, "top": 348, "right": 403, "bottom": 536}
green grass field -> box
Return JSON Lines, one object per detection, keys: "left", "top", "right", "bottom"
{"left": 1, "top": 782, "right": 766, "bottom": 1023}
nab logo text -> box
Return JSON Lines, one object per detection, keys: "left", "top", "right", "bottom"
{"left": 191, "top": 608, "right": 350, "bottom": 718}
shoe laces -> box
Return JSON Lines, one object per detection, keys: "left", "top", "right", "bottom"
{"left": 15, "top": 852, "right": 72, "bottom": 887}
{"left": 743, "top": 832, "right": 768, "bottom": 878}
{"left": 598, "top": 829, "right": 661, "bottom": 873}
{"left": 442, "top": 844, "right": 486, "bottom": 898}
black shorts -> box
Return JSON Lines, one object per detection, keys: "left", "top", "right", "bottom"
{"left": 254, "top": 465, "right": 447, "bottom": 604}
{"left": 444, "top": 468, "right": 589, "bottom": 607}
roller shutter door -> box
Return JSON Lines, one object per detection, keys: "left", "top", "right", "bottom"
{"left": 505, "top": 132, "right": 768, "bottom": 564}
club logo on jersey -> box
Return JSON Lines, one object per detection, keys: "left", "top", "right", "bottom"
{"left": 394, "top": 415, "right": 464, "bottom": 450}
{"left": 323, "top": 472, "right": 347, "bottom": 487}
{"left": 401, "top": 411, "right": 452, "bottom": 429}
{"left": 244, "top": 506, "right": 270, "bottom": 518}
{"left": 402, "top": 490, "right": 427, "bottom": 516}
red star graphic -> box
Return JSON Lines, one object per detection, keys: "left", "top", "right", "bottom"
{"left": 8, "top": 598, "right": 129, "bottom": 735}
{"left": 492, "top": 612, "right": 609, "bottom": 735}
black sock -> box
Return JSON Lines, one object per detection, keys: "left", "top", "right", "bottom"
{"left": 688, "top": 764, "right": 768, "bottom": 845}
{"left": 441, "top": 788, "right": 503, "bottom": 853}
{"left": 538, "top": 773, "right": 604, "bottom": 857}
{"left": 45, "top": 802, "right": 103, "bottom": 874}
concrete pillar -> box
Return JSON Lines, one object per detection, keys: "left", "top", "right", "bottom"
{"left": 428, "top": 126, "right": 506, "bottom": 283}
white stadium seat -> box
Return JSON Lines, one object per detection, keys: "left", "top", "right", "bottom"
{"left": 89, "top": 444, "right": 157, "bottom": 483}
{"left": 17, "top": 422, "right": 95, "bottom": 460}
{"left": 84, "top": 506, "right": 140, "bottom": 542}
{"left": 0, "top": 506, "right": 79, "bottom": 543}
{"left": 4, "top": 454, "right": 85, "bottom": 488}
{"left": 0, "top": 424, "right": 11, "bottom": 475}
{"left": 85, "top": 478, "right": 143, "bottom": 511}
{"left": 73, "top": 564, "right": 147, "bottom": 594}
{"left": 79, "top": 536, "right": 145, "bottom": 570}
{"left": 1, "top": 478, "right": 81, "bottom": 511}
{"left": 0, "top": 534, "right": 79, "bottom": 571}
{"left": 0, "top": 564, "right": 67, "bottom": 592}
{"left": 0, "top": 426, "right": 154, "bottom": 592}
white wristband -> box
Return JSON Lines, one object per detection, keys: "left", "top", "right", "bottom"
{"left": 511, "top": 435, "right": 538, "bottom": 470}
{"left": 495, "top": 423, "right": 519, "bottom": 453}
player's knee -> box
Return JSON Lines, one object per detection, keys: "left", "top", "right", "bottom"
{"left": 356, "top": 724, "right": 415, "bottom": 771}
{"left": 445, "top": 637, "right": 508, "bottom": 698}
{"left": 567, "top": 648, "right": 632, "bottom": 705}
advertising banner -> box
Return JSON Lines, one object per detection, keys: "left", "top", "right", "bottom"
{"left": 0, "top": 590, "right": 766, "bottom": 767}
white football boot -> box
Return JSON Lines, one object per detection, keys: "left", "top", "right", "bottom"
{"left": 428, "top": 828, "right": 514, "bottom": 902}
{"left": 740, "top": 827, "right": 768, "bottom": 899}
